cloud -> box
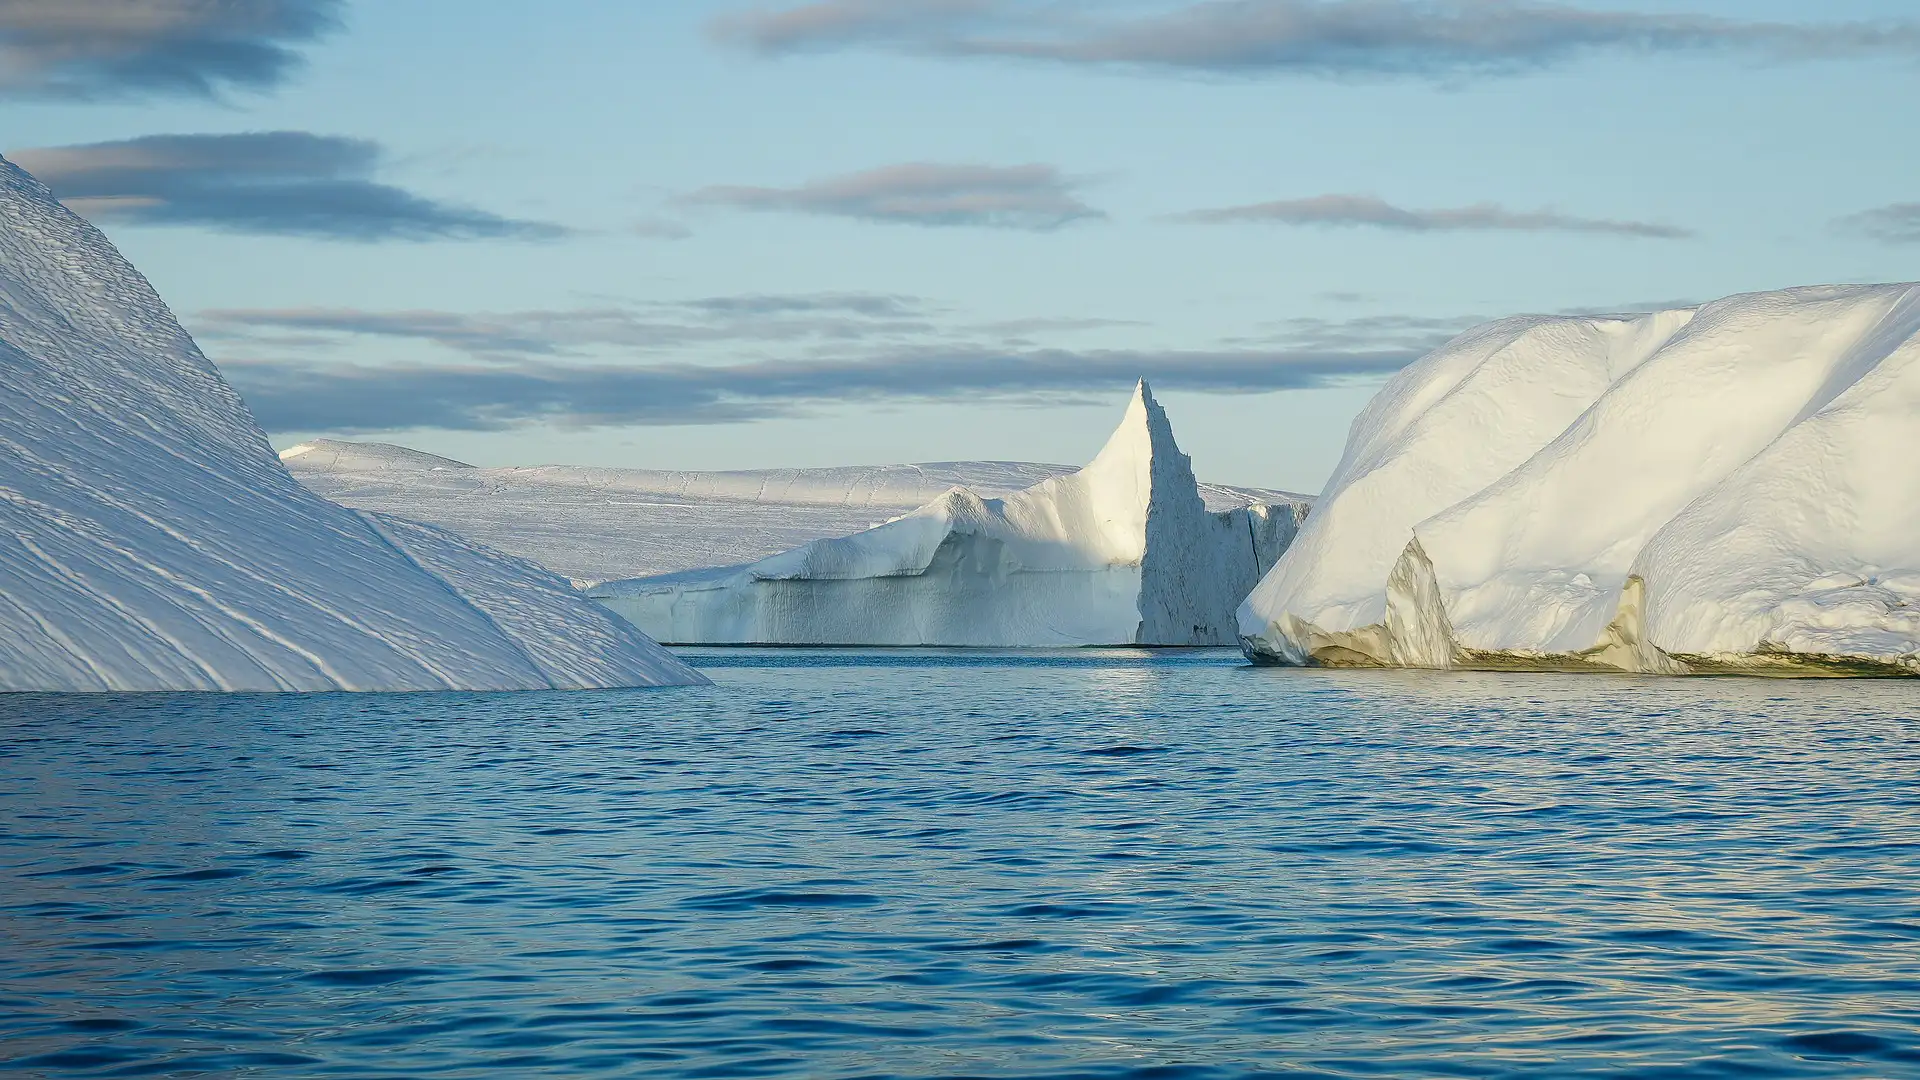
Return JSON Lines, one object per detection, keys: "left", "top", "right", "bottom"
{"left": 1232, "top": 311, "right": 1486, "bottom": 350}
{"left": 0, "top": 0, "right": 340, "bottom": 100}
{"left": 198, "top": 292, "right": 1450, "bottom": 433}
{"left": 688, "top": 162, "right": 1102, "bottom": 229}
{"left": 710, "top": 0, "right": 1920, "bottom": 79}
{"left": 1174, "top": 193, "right": 1691, "bottom": 238}
{"left": 713, "top": 0, "right": 993, "bottom": 52}
{"left": 1837, "top": 204, "right": 1920, "bottom": 244}
{"left": 196, "top": 293, "right": 940, "bottom": 356}
{"left": 9, "top": 132, "right": 566, "bottom": 241}
{"left": 223, "top": 345, "right": 1419, "bottom": 434}
{"left": 631, "top": 217, "right": 694, "bottom": 240}
{"left": 681, "top": 292, "right": 929, "bottom": 318}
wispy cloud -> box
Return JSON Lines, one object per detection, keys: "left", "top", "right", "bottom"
{"left": 224, "top": 346, "right": 1419, "bottom": 434}
{"left": 0, "top": 0, "right": 340, "bottom": 100}
{"left": 713, "top": 0, "right": 992, "bottom": 52}
{"left": 1174, "top": 193, "right": 1691, "bottom": 238}
{"left": 199, "top": 291, "right": 1452, "bottom": 433}
{"left": 631, "top": 216, "right": 693, "bottom": 240}
{"left": 1837, "top": 203, "right": 1920, "bottom": 244}
{"left": 1231, "top": 312, "right": 1487, "bottom": 350}
{"left": 688, "top": 162, "right": 1102, "bottom": 229}
{"left": 197, "top": 293, "right": 940, "bottom": 356}
{"left": 10, "top": 132, "right": 567, "bottom": 242}
{"left": 711, "top": 0, "right": 1920, "bottom": 79}
{"left": 680, "top": 292, "right": 929, "bottom": 318}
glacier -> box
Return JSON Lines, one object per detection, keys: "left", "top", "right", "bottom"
{"left": 0, "top": 154, "right": 704, "bottom": 692}
{"left": 591, "top": 382, "right": 1309, "bottom": 646}
{"left": 282, "top": 440, "right": 1300, "bottom": 589}
{"left": 1239, "top": 283, "right": 1920, "bottom": 676}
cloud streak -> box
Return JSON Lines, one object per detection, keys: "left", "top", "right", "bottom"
{"left": 712, "top": 0, "right": 1920, "bottom": 79}
{"left": 197, "top": 293, "right": 940, "bottom": 356}
{"left": 689, "top": 162, "right": 1102, "bottom": 229}
{"left": 0, "top": 0, "right": 340, "bottom": 100}
{"left": 224, "top": 346, "right": 1419, "bottom": 434}
{"left": 1175, "top": 193, "right": 1691, "bottom": 238}
{"left": 199, "top": 292, "right": 1457, "bottom": 433}
{"left": 1838, "top": 204, "right": 1920, "bottom": 244}
{"left": 10, "top": 132, "right": 566, "bottom": 241}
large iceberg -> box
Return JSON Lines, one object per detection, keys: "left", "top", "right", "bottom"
{"left": 592, "top": 382, "right": 1308, "bottom": 646}
{"left": 0, "top": 155, "right": 704, "bottom": 691}
{"left": 281, "top": 440, "right": 1298, "bottom": 588}
{"left": 1239, "top": 283, "right": 1920, "bottom": 676}
{"left": 285, "top": 445, "right": 1080, "bottom": 586}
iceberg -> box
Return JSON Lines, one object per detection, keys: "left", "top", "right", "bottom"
{"left": 285, "top": 444, "right": 1081, "bottom": 587}
{"left": 1239, "top": 283, "right": 1920, "bottom": 676}
{"left": 281, "top": 439, "right": 1300, "bottom": 588}
{"left": 591, "top": 382, "right": 1308, "bottom": 646}
{"left": 0, "top": 155, "right": 704, "bottom": 692}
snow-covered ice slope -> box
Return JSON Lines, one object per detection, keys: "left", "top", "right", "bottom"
{"left": 592, "top": 382, "right": 1309, "bottom": 646}
{"left": 0, "top": 155, "right": 703, "bottom": 691}
{"left": 283, "top": 443, "right": 1301, "bottom": 588}
{"left": 1239, "top": 283, "right": 1920, "bottom": 676}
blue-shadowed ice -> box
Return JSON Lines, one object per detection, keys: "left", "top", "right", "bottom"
{"left": 0, "top": 155, "right": 702, "bottom": 692}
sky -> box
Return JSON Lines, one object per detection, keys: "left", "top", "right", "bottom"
{"left": 2, "top": 1, "right": 1918, "bottom": 492}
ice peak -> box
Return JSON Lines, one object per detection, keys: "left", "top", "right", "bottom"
{"left": 1086, "top": 377, "right": 1181, "bottom": 475}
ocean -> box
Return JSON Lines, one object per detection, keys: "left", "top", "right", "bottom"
{"left": 3, "top": 649, "right": 1917, "bottom": 1077}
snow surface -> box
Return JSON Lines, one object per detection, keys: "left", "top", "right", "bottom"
{"left": 1239, "top": 283, "right": 1920, "bottom": 676}
{"left": 284, "top": 441, "right": 1301, "bottom": 588}
{"left": 0, "top": 155, "right": 703, "bottom": 692}
{"left": 592, "top": 382, "right": 1310, "bottom": 646}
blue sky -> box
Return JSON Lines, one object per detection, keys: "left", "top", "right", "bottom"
{"left": 3, "top": 1, "right": 1917, "bottom": 491}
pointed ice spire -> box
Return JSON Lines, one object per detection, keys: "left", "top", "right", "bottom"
{"left": 1084, "top": 379, "right": 1182, "bottom": 478}
{"left": 1076, "top": 378, "right": 1201, "bottom": 527}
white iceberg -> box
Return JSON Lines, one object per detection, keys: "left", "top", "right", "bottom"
{"left": 0, "top": 155, "right": 704, "bottom": 692}
{"left": 591, "top": 382, "right": 1308, "bottom": 646}
{"left": 1239, "top": 283, "right": 1920, "bottom": 676}
{"left": 281, "top": 440, "right": 1299, "bottom": 589}
{"left": 284, "top": 444, "right": 1083, "bottom": 587}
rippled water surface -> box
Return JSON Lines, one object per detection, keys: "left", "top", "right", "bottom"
{"left": 5, "top": 650, "right": 1920, "bottom": 1078}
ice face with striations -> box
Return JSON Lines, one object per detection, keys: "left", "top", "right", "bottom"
{"left": 1240, "top": 283, "right": 1920, "bottom": 676}
{"left": 592, "top": 382, "right": 1308, "bottom": 646}
{"left": 0, "top": 155, "right": 704, "bottom": 691}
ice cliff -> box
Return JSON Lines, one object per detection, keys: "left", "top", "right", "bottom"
{"left": 1239, "top": 283, "right": 1920, "bottom": 676}
{"left": 0, "top": 155, "right": 704, "bottom": 691}
{"left": 592, "top": 382, "right": 1308, "bottom": 646}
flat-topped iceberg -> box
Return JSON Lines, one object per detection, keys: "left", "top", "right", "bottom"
{"left": 280, "top": 439, "right": 1298, "bottom": 588}
{"left": 0, "top": 155, "right": 704, "bottom": 692}
{"left": 1240, "top": 283, "right": 1920, "bottom": 676}
{"left": 593, "top": 382, "right": 1308, "bottom": 646}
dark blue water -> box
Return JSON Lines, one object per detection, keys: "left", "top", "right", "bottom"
{"left": 4, "top": 650, "right": 1919, "bottom": 1078}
